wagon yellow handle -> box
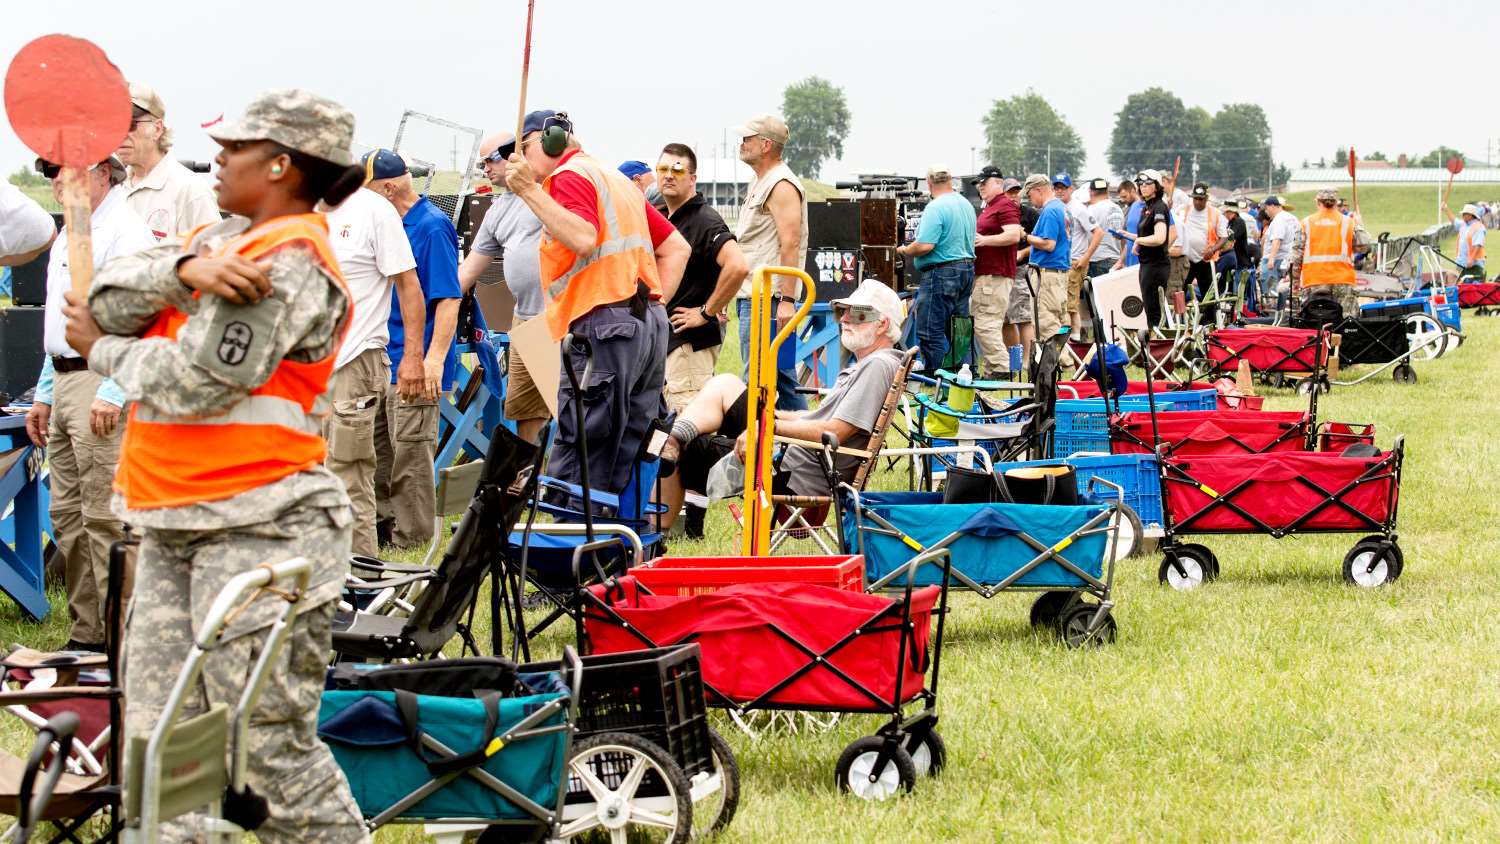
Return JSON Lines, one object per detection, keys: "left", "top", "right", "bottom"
{"left": 742, "top": 267, "right": 815, "bottom": 556}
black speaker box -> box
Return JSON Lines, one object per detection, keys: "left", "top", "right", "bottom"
{"left": 0, "top": 307, "right": 46, "bottom": 400}
{"left": 8, "top": 213, "right": 60, "bottom": 307}
{"left": 457, "top": 193, "right": 495, "bottom": 255}
{"left": 807, "top": 200, "right": 860, "bottom": 250}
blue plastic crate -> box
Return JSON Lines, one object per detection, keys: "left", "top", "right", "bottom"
{"left": 994, "top": 452, "right": 1163, "bottom": 528}
{"left": 1361, "top": 287, "right": 1461, "bottom": 331}
{"left": 1055, "top": 391, "right": 1218, "bottom": 438}
{"left": 1052, "top": 429, "right": 1111, "bottom": 458}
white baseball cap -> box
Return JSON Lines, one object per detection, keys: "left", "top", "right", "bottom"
{"left": 831, "top": 279, "right": 904, "bottom": 333}
{"left": 1461, "top": 203, "right": 1480, "bottom": 218}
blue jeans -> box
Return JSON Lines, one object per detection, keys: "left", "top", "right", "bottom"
{"left": 735, "top": 298, "right": 807, "bottom": 412}
{"left": 913, "top": 261, "right": 974, "bottom": 371}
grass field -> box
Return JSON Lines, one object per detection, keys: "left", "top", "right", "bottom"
{"left": 3, "top": 310, "right": 1498, "bottom": 841}
{"left": 1272, "top": 183, "right": 1499, "bottom": 240}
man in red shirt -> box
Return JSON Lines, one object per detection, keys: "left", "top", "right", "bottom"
{"left": 970, "top": 166, "right": 1024, "bottom": 378}
{"left": 504, "top": 109, "right": 689, "bottom": 494}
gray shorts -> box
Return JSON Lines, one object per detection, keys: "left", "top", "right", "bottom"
{"left": 1006, "top": 268, "right": 1035, "bottom": 324}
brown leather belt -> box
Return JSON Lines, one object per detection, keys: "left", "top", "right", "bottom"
{"left": 51, "top": 356, "right": 89, "bottom": 373}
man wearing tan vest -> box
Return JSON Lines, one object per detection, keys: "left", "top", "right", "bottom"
{"left": 1300, "top": 187, "right": 1362, "bottom": 316}
{"left": 504, "top": 109, "right": 689, "bottom": 494}
{"left": 732, "top": 114, "right": 809, "bottom": 411}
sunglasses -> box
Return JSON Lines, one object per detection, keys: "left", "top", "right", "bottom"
{"left": 833, "top": 303, "right": 880, "bottom": 324}
{"left": 481, "top": 146, "right": 514, "bottom": 165}
{"left": 36, "top": 161, "right": 106, "bottom": 180}
{"left": 655, "top": 162, "right": 691, "bottom": 177}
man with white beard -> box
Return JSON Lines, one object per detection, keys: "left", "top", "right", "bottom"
{"left": 654, "top": 279, "right": 904, "bottom": 528}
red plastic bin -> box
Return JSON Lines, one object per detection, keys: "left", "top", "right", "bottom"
{"left": 629, "top": 555, "right": 865, "bottom": 596}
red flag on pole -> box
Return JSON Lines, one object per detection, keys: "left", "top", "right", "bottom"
{"left": 1347, "top": 147, "right": 1356, "bottom": 179}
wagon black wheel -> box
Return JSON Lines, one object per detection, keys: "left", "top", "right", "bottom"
{"left": 1343, "top": 540, "right": 1400, "bottom": 587}
{"left": 904, "top": 726, "right": 947, "bottom": 777}
{"left": 1358, "top": 536, "right": 1403, "bottom": 578}
{"left": 1028, "top": 591, "right": 1078, "bottom": 628}
{"left": 693, "top": 728, "right": 739, "bottom": 835}
{"left": 1269, "top": 372, "right": 1287, "bottom": 389}
{"left": 1391, "top": 363, "right": 1417, "bottom": 384}
{"left": 1158, "top": 544, "right": 1214, "bottom": 590}
{"left": 563, "top": 732, "right": 693, "bottom": 843}
{"left": 835, "top": 736, "right": 916, "bottom": 801}
{"left": 1057, "top": 602, "right": 1117, "bottom": 648}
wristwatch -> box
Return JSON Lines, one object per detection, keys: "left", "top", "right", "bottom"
{"left": 699, "top": 306, "right": 713, "bottom": 322}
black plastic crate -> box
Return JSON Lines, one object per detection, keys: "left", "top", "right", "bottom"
{"left": 1360, "top": 299, "right": 1425, "bottom": 319}
{"left": 526, "top": 644, "right": 713, "bottom": 778}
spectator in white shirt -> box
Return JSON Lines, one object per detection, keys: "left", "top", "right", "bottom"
{"left": 116, "top": 82, "right": 220, "bottom": 241}
{"left": 0, "top": 181, "right": 56, "bottom": 266}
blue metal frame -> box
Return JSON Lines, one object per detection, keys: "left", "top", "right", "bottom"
{"left": 434, "top": 332, "right": 512, "bottom": 479}
{"left": 0, "top": 414, "right": 50, "bottom": 619}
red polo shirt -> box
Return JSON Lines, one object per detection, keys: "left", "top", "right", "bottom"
{"left": 548, "top": 148, "right": 676, "bottom": 249}
{"left": 975, "top": 193, "right": 1022, "bottom": 278}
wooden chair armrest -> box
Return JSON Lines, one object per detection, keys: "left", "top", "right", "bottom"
{"left": 772, "top": 435, "right": 872, "bottom": 459}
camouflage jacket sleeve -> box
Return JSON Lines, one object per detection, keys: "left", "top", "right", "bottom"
{"left": 88, "top": 244, "right": 198, "bottom": 335}
{"left": 89, "top": 244, "right": 348, "bottom": 417}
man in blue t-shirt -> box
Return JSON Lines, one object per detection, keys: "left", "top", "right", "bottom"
{"left": 360, "top": 149, "right": 462, "bottom": 549}
{"left": 897, "top": 165, "right": 977, "bottom": 370}
{"left": 1112, "top": 178, "right": 1145, "bottom": 269}
{"left": 1021, "top": 174, "right": 1071, "bottom": 342}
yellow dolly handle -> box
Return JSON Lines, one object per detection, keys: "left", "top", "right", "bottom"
{"left": 742, "top": 266, "right": 815, "bottom": 556}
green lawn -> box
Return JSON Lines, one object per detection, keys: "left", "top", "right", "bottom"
{"left": 3, "top": 297, "right": 1498, "bottom": 842}
{"left": 1275, "top": 183, "right": 1499, "bottom": 238}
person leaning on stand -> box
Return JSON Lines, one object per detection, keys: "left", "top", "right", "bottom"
{"left": 653, "top": 142, "right": 749, "bottom": 538}
{"left": 900, "top": 165, "right": 976, "bottom": 371}
{"left": 732, "top": 114, "right": 809, "bottom": 411}
{"left": 1300, "top": 186, "right": 1366, "bottom": 316}
{"left": 1442, "top": 200, "right": 1487, "bottom": 281}
{"left": 459, "top": 132, "right": 549, "bottom": 444}
{"left": 360, "top": 149, "right": 461, "bottom": 550}
{"left": 503, "top": 109, "right": 690, "bottom": 495}
{"left": 970, "top": 166, "right": 1023, "bottom": 379}
{"left": 64, "top": 88, "right": 369, "bottom": 841}
{"left": 1020, "top": 174, "right": 1071, "bottom": 345}
{"left": 25, "top": 155, "right": 153, "bottom": 652}
{"left": 116, "top": 82, "right": 220, "bottom": 241}
{"left": 322, "top": 155, "right": 429, "bottom": 558}
{"left": 1115, "top": 169, "right": 1172, "bottom": 327}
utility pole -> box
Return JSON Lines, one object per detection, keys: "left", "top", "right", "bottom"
{"left": 1267, "top": 129, "right": 1273, "bottom": 193}
{"left": 1191, "top": 151, "right": 1199, "bottom": 184}
{"left": 1047, "top": 144, "right": 1051, "bottom": 175}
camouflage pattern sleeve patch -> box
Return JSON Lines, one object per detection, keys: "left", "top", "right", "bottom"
{"left": 188, "top": 296, "right": 288, "bottom": 387}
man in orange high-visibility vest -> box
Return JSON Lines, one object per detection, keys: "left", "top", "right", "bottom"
{"left": 504, "top": 110, "right": 690, "bottom": 495}
{"left": 1300, "top": 187, "right": 1363, "bottom": 317}
{"left": 1442, "top": 201, "right": 1487, "bottom": 282}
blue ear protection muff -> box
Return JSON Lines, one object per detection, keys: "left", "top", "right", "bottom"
{"left": 540, "top": 112, "right": 572, "bottom": 157}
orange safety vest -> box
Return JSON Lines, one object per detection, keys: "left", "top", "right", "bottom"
{"left": 538, "top": 151, "right": 661, "bottom": 340}
{"left": 114, "top": 214, "right": 350, "bottom": 510}
{"left": 1458, "top": 220, "right": 1486, "bottom": 267}
{"left": 1194, "top": 205, "right": 1224, "bottom": 262}
{"left": 1299, "top": 207, "right": 1355, "bottom": 287}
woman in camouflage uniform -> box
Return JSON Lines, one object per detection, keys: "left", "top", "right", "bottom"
{"left": 63, "top": 89, "right": 371, "bottom": 842}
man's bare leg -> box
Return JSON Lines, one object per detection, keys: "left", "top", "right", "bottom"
{"left": 657, "top": 374, "right": 745, "bottom": 530}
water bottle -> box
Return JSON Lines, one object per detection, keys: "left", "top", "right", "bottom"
{"left": 949, "top": 363, "right": 976, "bottom": 416}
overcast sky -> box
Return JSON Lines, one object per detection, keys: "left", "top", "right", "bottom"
{"left": 5, "top": 0, "right": 1497, "bottom": 186}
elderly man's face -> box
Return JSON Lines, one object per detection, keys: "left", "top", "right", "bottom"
{"left": 737, "top": 134, "right": 769, "bottom": 166}
{"left": 977, "top": 177, "right": 1001, "bottom": 202}
{"left": 116, "top": 113, "right": 162, "bottom": 167}
{"left": 521, "top": 131, "right": 562, "bottom": 179}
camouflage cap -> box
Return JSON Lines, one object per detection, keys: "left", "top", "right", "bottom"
{"left": 1316, "top": 186, "right": 1339, "bottom": 201}
{"left": 209, "top": 88, "right": 355, "bottom": 167}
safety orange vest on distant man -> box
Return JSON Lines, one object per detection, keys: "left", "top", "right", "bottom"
{"left": 1299, "top": 207, "right": 1355, "bottom": 287}
{"left": 114, "top": 214, "right": 349, "bottom": 510}
{"left": 1458, "top": 219, "right": 1486, "bottom": 268}
{"left": 538, "top": 150, "right": 662, "bottom": 340}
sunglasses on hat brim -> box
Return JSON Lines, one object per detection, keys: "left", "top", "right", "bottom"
{"left": 832, "top": 303, "right": 881, "bottom": 323}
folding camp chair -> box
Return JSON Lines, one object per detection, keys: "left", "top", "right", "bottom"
{"left": 122, "top": 556, "right": 314, "bottom": 843}
{"left": 334, "top": 422, "right": 542, "bottom": 661}
{"left": 341, "top": 456, "right": 488, "bottom": 618}
{"left": 0, "top": 540, "right": 130, "bottom": 844}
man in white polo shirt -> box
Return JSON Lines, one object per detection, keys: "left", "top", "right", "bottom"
{"left": 324, "top": 181, "right": 427, "bottom": 557}
{"left": 24, "top": 155, "right": 153, "bottom": 651}
{"left": 115, "top": 82, "right": 220, "bottom": 241}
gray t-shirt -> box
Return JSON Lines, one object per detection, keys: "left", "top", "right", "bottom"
{"left": 1065, "top": 197, "right": 1097, "bottom": 261}
{"left": 1088, "top": 199, "right": 1124, "bottom": 263}
{"left": 472, "top": 191, "right": 545, "bottom": 321}
{"left": 780, "top": 348, "right": 903, "bottom": 496}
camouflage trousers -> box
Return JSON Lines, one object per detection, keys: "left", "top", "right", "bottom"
{"left": 1302, "top": 283, "right": 1360, "bottom": 317}
{"left": 124, "top": 506, "right": 368, "bottom": 843}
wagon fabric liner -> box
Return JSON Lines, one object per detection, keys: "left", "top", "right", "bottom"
{"left": 1161, "top": 450, "right": 1399, "bottom": 534}
{"left": 1458, "top": 282, "right": 1500, "bottom": 309}
{"left": 1206, "top": 327, "right": 1327, "bottom": 373}
{"left": 1112, "top": 410, "right": 1312, "bottom": 456}
{"left": 839, "top": 491, "right": 1112, "bottom": 593}
{"left": 584, "top": 579, "right": 937, "bottom": 712}
{"left": 318, "top": 684, "right": 568, "bottom": 820}
{"left": 1323, "top": 318, "right": 1411, "bottom": 365}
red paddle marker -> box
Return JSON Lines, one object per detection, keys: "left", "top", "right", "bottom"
{"left": 1445, "top": 156, "right": 1464, "bottom": 176}
{"left": 1347, "top": 147, "right": 1356, "bottom": 179}
{"left": 4, "top": 35, "right": 131, "bottom": 302}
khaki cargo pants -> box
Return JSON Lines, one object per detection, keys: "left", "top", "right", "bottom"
{"left": 324, "top": 348, "right": 388, "bottom": 558}
{"left": 970, "top": 274, "right": 1013, "bottom": 375}
{"left": 374, "top": 387, "right": 440, "bottom": 549}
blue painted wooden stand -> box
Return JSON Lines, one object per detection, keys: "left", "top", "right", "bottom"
{"left": 0, "top": 414, "right": 50, "bottom": 619}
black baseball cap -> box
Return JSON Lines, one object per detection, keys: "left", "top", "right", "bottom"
{"left": 1190, "top": 183, "right": 1209, "bottom": 199}
{"left": 971, "top": 165, "right": 1004, "bottom": 185}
